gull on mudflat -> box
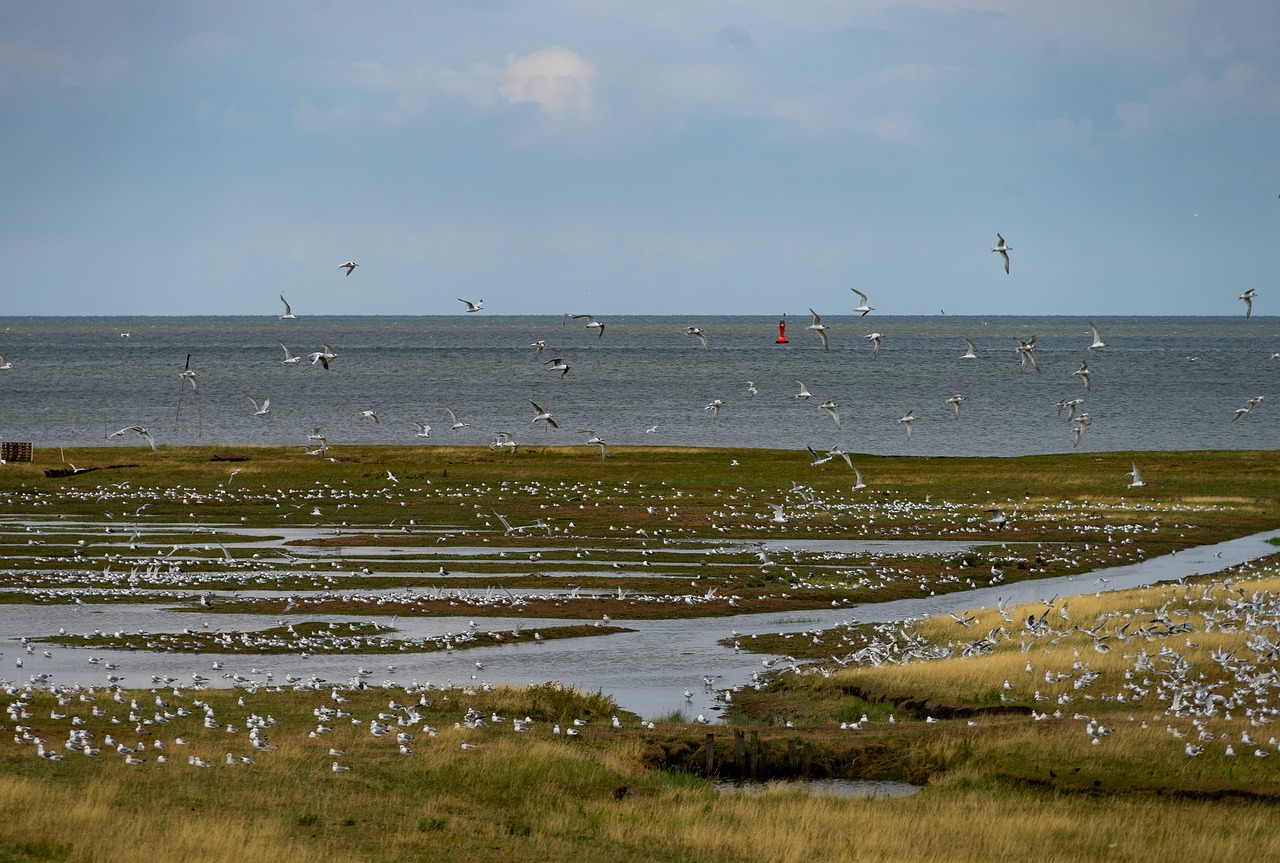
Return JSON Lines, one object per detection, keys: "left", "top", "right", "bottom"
{"left": 1088, "top": 322, "right": 1105, "bottom": 350}
{"left": 992, "top": 234, "right": 1011, "bottom": 274}
{"left": 279, "top": 342, "right": 301, "bottom": 364}
{"left": 245, "top": 394, "right": 270, "bottom": 416}
{"left": 413, "top": 421, "right": 432, "bottom": 438}
{"left": 865, "top": 332, "right": 882, "bottom": 356}
{"left": 1240, "top": 288, "right": 1256, "bottom": 318}
{"left": 109, "top": 426, "right": 157, "bottom": 452}
{"left": 1073, "top": 360, "right": 1092, "bottom": 391}
{"left": 820, "top": 399, "right": 841, "bottom": 429}
{"left": 1125, "top": 462, "right": 1145, "bottom": 489}
{"left": 806, "top": 309, "right": 829, "bottom": 351}
{"left": 339, "top": 261, "right": 358, "bottom": 276}
{"left": 444, "top": 406, "right": 469, "bottom": 431}
{"left": 279, "top": 294, "right": 297, "bottom": 320}
{"left": 961, "top": 339, "right": 978, "bottom": 359}
{"left": 684, "top": 326, "right": 708, "bottom": 350}
{"left": 458, "top": 298, "right": 484, "bottom": 313}
{"left": 851, "top": 288, "right": 874, "bottom": 317}
{"left": 529, "top": 400, "right": 559, "bottom": 429}
{"left": 704, "top": 399, "right": 724, "bottom": 420}
{"left": 898, "top": 410, "right": 914, "bottom": 440}
{"left": 573, "top": 314, "right": 605, "bottom": 337}
{"left": 544, "top": 357, "right": 570, "bottom": 377}
{"left": 794, "top": 379, "right": 812, "bottom": 400}
{"left": 947, "top": 394, "right": 964, "bottom": 419}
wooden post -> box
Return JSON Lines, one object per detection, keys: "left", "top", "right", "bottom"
{"left": 802, "top": 741, "right": 812, "bottom": 778}
{"left": 704, "top": 732, "right": 715, "bottom": 777}
{"left": 749, "top": 730, "right": 761, "bottom": 779}
{"left": 733, "top": 729, "right": 746, "bottom": 780}
{"left": 787, "top": 738, "right": 798, "bottom": 772}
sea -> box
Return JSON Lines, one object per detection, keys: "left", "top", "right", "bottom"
{"left": 0, "top": 315, "right": 1276, "bottom": 456}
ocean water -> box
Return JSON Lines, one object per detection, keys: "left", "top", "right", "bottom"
{"left": 0, "top": 315, "right": 1275, "bottom": 456}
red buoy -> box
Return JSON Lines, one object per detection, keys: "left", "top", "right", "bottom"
{"left": 775, "top": 313, "right": 789, "bottom": 343}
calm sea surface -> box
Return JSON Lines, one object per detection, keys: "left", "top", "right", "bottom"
{"left": 0, "top": 315, "right": 1276, "bottom": 455}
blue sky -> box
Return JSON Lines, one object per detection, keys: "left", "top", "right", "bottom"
{"left": 2, "top": 1, "right": 1277, "bottom": 316}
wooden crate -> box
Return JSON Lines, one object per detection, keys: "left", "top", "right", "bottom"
{"left": 1, "top": 442, "right": 33, "bottom": 462}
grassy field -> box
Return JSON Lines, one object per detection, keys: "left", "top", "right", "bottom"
{"left": 2, "top": 444, "right": 1280, "bottom": 861}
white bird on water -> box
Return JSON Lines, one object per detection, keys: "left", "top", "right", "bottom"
{"left": 279, "top": 294, "right": 297, "bottom": 320}
{"left": 339, "top": 261, "right": 358, "bottom": 276}
{"left": 992, "top": 233, "right": 1012, "bottom": 274}
{"left": 851, "top": 288, "right": 874, "bottom": 317}
{"left": 458, "top": 298, "right": 484, "bottom": 313}
{"left": 806, "top": 309, "right": 830, "bottom": 351}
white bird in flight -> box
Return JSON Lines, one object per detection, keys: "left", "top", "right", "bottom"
{"left": 1240, "top": 288, "right": 1256, "bottom": 318}
{"left": 530, "top": 340, "right": 546, "bottom": 358}
{"left": 544, "top": 357, "right": 571, "bottom": 377}
{"left": 961, "top": 339, "right": 978, "bottom": 359}
{"left": 865, "top": 332, "right": 882, "bottom": 356}
{"left": 851, "top": 467, "right": 867, "bottom": 491}
{"left": 1088, "top": 321, "right": 1105, "bottom": 350}
{"left": 820, "top": 399, "right": 840, "bottom": 429}
{"left": 309, "top": 344, "right": 338, "bottom": 371}
{"left": 992, "top": 233, "right": 1012, "bottom": 274}
{"left": 1074, "top": 360, "right": 1092, "bottom": 391}
{"left": 279, "top": 294, "right": 297, "bottom": 320}
{"left": 529, "top": 400, "right": 559, "bottom": 429}
{"left": 794, "top": 379, "right": 812, "bottom": 400}
{"left": 413, "top": 421, "right": 432, "bottom": 438}
{"left": 458, "top": 298, "right": 484, "bottom": 313}
{"left": 279, "top": 342, "right": 300, "bottom": 364}
{"left": 361, "top": 409, "right": 380, "bottom": 424}
{"left": 109, "top": 426, "right": 157, "bottom": 452}
{"left": 806, "top": 309, "right": 829, "bottom": 351}
{"left": 898, "top": 410, "right": 915, "bottom": 440}
{"left": 704, "top": 399, "right": 724, "bottom": 420}
{"left": 1125, "top": 462, "right": 1145, "bottom": 489}
{"left": 180, "top": 369, "right": 199, "bottom": 392}
{"left": 573, "top": 314, "right": 606, "bottom": 338}
{"left": 339, "top": 261, "right": 358, "bottom": 276}
{"left": 746, "top": 381, "right": 758, "bottom": 396}
{"left": 947, "top": 394, "right": 964, "bottom": 419}
{"left": 0, "top": 355, "right": 11, "bottom": 370}
{"left": 444, "top": 406, "right": 469, "bottom": 431}
{"left": 245, "top": 395, "right": 270, "bottom": 416}
{"left": 851, "top": 288, "right": 874, "bottom": 316}
{"left": 684, "top": 326, "right": 708, "bottom": 350}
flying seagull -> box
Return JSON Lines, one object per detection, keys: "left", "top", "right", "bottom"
{"left": 245, "top": 394, "right": 270, "bottom": 416}
{"left": 704, "top": 398, "right": 724, "bottom": 420}
{"left": 898, "top": 410, "right": 915, "bottom": 440}
{"left": 820, "top": 399, "right": 841, "bottom": 429}
{"left": 851, "top": 288, "right": 874, "bottom": 317}
{"left": 544, "top": 357, "right": 571, "bottom": 377}
{"left": 1074, "top": 360, "right": 1092, "bottom": 390}
{"left": 309, "top": 344, "right": 338, "bottom": 371}
{"left": 109, "top": 426, "right": 157, "bottom": 452}
{"left": 529, "top": 400, "right": 559, "bottom": 429}
{"left": 961, "top": 338, "right": 978, "bottom": 359}
{"left": 947, "top": 394, "right": 964, "bottom": 419}
{"left": 458, "top": 298, "right": 484, "bottom": 313}
{"left": 1240, "top": 288, "right": 1256, "bottom": 318}
{"left": 413, "top": 421, "right": 432, "bottom": 438}
{"left": 992, "top": 234, "right": 1011, "bottom": 274}
{"left": 1125, "top": 462, "right": 1146, "bottom": 489}
{"left": 573, "top": 314, "right": 606, "bottom": 337}
{"left": 806, "top": 309, "right": 830, "bottom": 351}
{"left": 794, "top": 379, "right": 812, "bottom": 400}
{"left": 444, "top": 406, "right": 469, "bottom": 431}
{"left": 1088, "top": 321, "right": 1105, "bottom": 350}
{"left": 865, "top": 332, "right": 882, "bottom": 357}
{"left": 279, "top": 342, "right": 301, "bottom": 364}
{"left": 684, "top": 326, "right": 708, "bottom": 350}
{"left": 339, "top": 261, "right": 358, "bottom": 276}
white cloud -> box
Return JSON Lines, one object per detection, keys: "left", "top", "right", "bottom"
{"left": 1118, "top": 61, "right": 1280, "bottom": 138}
{"left": 500, "top": 46, "right": 597, "bottom": 119}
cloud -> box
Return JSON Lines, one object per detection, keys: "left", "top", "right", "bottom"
{"left": 500, "top": 46, "right": 597, "bottom": 119}
{"left": 0, "top": 39, "right": 124, "bottom": 89}
{"left": 1117, "top": 61, "right": 1280, "bottom": 138}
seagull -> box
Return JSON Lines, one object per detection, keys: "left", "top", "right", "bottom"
{"left": 444, "top": 406, "right": 469, "bottom": 431}
{"left": 529, "top": 400, "right": 559, "bottom": 429}
{"left": 794, "top": 379, "right": 812, "bottom": 400}
{"left": 1088, "top": 321, "right": 1105, "bottom": 350}
{"left": 386, "top": 470, "right": 399, "bottom": 485}
{"left": 684, "top": 326, "right": 708, "bottom": 350}
{"left": 820, "top": 399, "right": 840, "bottom": 429}
{"left": 851, "top": 288, "right": 874, "bottom": 317}
{"left": 0, "top": 355, "right": 11, "bottom": 370}
{"left": 704, "top": 399, "right": 724, "bottom": 420}
{"left": 865, "top": 332, "right": 882, "bottom": 356}
{"left": 458, "top": 298, "right": 484, "bottom": 313}
{"left": 413, "top": 421, "right": 432, "bottom": 438}
{"left": 1125, "top": 462, "right": 1145, "bottom": 489}
{"left": 579, "top": 429, "right": 607, "bottom": 460}
{"left": 490, "top": 431, "right": 518, "bottom": 454}
{"left": 573, "top": 314, "right": 605, "bottom": 338}
{"left": 947, "top": 394, "right": 964, "bottom": 419}
{"left": 309, "top": 344, "right": 338, "bottom": 371}
{"left": 960, "top": 339, "right": 978, "bottom": 359}
{"left": 109, "top": 426, "right": 157, "bottom": 452}
{"left": 245, "top": 395, "right": 270, "bottom": 416}
{"left": 985, "top": 507, "right": 1008, "bottom": 529}
{"left": 1240, "top": 288, "right": 1256, "bottom": 318}
{"left": 1074, "top": 360, "right": 1092, "bottom": 390}
{"left": 279, "top": 342, "right": 301, "bottom": 364}
{"left": 806, "top": 446, "right": 833, "bottom": 466}
{"left": 279, "top": 294, "right": 297, "bottom": 320}
{"left": 806, "top": 309, "right": 829, "bottom": 351}
{"left": 180, "top": 369, "right": 199, "bottom": 392}
{"left": 530, "top": 340, "right": 546, "bottom": 358}
{"left": 992, "top": 233, "right": 1011, "bottom": 274}
{"left": 898, "top": 410, "right": 914, "bottom": 440}
{"left": 1015, "top": 336, "right": 1040, "bottom": 373}
{"left": 339, "top": 261, "right": 358, "bottom": 276}
{"left": 746, "top": 381, "right": 758, "bottom": 396}
{"left": 544, "top": 357, "right": 571, "bottom": 377}
{"left": 851, "top": 467, "right": 867, "bottom": 491}
{"left": 1060, "top": 398, "right": 1084, "bottom": 422}
{"left": 361, "top": 409, "right": 380, "bottom": 424}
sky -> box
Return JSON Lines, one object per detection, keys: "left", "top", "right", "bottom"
{"left": 1, "top": 0, "right": 1277, "bottom": 317}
